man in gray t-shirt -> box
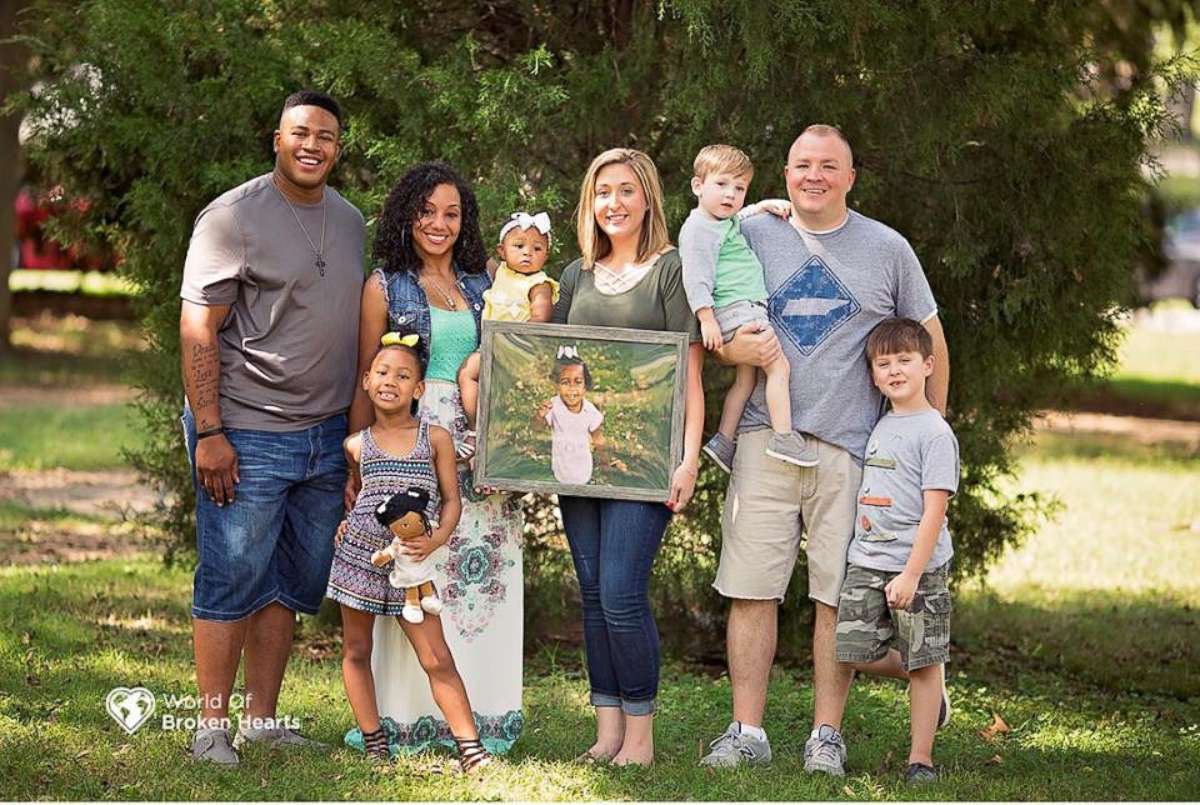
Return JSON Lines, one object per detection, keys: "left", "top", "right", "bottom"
{"left": 179, "top": 91, "right": 365, "bottom": 766}
{"left": 700, "top": 125, "right": 951, "bottom": 774}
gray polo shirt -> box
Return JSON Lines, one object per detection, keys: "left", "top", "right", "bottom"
{"left": 180, "top": 173, "right": 366, "bottom": 431}
{"left": 737, "top": 211, "right": 938, "bottom": 458}
{"left": 846, "top": 408, "right": 958, "bottom": 573}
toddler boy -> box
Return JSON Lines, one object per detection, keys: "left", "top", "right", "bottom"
{"left": 834, "top": 317, "right": 957, "bottom": 784}
{"left": 678, "top": 144, "right": 817, "bottom": 470}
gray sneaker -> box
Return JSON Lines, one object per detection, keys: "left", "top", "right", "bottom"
{"left": 803, "top": 724, "right": 847, "bottom": 776}
{"left": 192, "top": 727, "right": 239, "bottom": 766}
{"left": 699, "top": 721, "right": 772, "bottom": 767}
{"left": 906, "top": 762, "right": 938, "bottom": 784}
{"left": 765, "top": 431, "right": 819, "bottom": 467}
{"left": 232, "top": 724, "right": 328, "bottom": 751}
{"left": 702, "top": 433, "right": 736, "bottom": 474}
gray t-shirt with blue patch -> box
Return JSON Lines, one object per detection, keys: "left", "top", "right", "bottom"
{"left": 737, "top": 211, "right": 938, "bottom": 459}
{"left": 846, "top": 409, "right": 958, "bottom": 573}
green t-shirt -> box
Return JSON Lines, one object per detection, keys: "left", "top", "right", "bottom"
{"left": 678, "top": 208, "right": 769, "bottom": 311}
{"left": 551, "top": 249, "right": 701, "bottom": 342}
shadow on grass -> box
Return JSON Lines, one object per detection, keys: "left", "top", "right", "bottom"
{"left": 955, "top": 586, "right": 1198, "bottom": 699}
{"left": 1070, "top": 377, "right": 1200, "bottom": 422}
{"left": 1017, "top": 429, "right": 1200, "bottom": 465}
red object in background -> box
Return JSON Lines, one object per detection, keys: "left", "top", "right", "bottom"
{"left": 14, "top": 185, "right": 108, "bottom": 270}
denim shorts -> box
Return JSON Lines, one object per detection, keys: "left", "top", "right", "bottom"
{"left": 183, "top": 408, "right": 348, "bottom": 621}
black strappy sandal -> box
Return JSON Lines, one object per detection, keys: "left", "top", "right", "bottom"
{"left": 362, "top": 727, "right": 391, "bottom": 762}
{"left": 453, "top": 736, "right": 492, "bottom": 774}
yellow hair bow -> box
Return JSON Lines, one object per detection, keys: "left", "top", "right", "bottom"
{"left": 381, "top": 332, "right": 420, "bottom": 347}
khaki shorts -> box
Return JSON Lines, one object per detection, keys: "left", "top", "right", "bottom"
{"left": 715, "top": 429, "right": 862, "bottom": 606}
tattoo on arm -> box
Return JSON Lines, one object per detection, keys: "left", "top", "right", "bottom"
{"left": 185, "top": 341, "right": 222, "bottom": 430}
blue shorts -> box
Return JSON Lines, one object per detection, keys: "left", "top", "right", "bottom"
{"left": 183, "top": 408, "right": 348, "bottom": 621}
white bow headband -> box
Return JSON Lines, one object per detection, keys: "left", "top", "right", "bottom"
{"left": 499, "top": 211, "right": 552, "bottom": 244}
{"left": 557, "top": 344, "right": 579, "bottom": 361}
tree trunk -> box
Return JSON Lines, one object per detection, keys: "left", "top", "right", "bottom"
{"left": 0, "top": 1, "right": 30, "bottom": 353}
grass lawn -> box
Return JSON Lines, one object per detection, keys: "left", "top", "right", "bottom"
{"left": 0, "top": 427, "right": 1197, "bottom": 800}
{"left": 0, "top": 404, "right": 138, "bottom": 471}
{"left": 0, "top": 313, "right": 143, "bottom": 387}
{"left": 0, "top": 311, "right": 1197, "bottom": 799}
{"left": 1074, "top": 303, "right": 1200, "bottom": 419}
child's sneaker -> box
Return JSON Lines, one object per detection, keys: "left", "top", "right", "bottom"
{"left": 906, "top": 762, "right": 937, "bottom": 784}
{"left": 765, "top": 431, "right": 818, "bottom": 467}
{"left": 803, "top": 724, "right": 847, "bottom": 775}
{"left": 702, "top": 433, "right": 736, "bottom": 473}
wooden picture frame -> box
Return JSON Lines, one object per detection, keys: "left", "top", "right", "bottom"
{"left": 474, "top": 321, "right": 689, "bottom": 502}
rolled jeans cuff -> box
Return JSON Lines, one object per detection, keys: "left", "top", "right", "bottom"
{"left": 589, "top": 692, "right": 656, "bottom": 716}
{"left": 590, "top": 692, "right": 622, "bottom": 709}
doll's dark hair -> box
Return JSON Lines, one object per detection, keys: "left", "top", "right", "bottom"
{"left": 373, "top": 161, "right": 488, "bottom": 276}
{"left": 550, "top": 346, "right": 593, "bottom": 390}
{"left": 374, "top": 486, "right": 432, "bottom": 532}
{"left": 373, "top": 337, "right": 427, "bottom": 415}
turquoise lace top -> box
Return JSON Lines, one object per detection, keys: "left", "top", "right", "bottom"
{"left": 427, "top": 306, "right": 478, "bottom": 382}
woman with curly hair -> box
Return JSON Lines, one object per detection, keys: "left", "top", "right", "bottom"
{"left": 345, "top": 161, "right": 525, "bottom": 758}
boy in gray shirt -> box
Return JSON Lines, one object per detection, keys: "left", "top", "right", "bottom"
{"left": 679, "top": 144, "right": 816, "bottom": 469}
{"left": 835, "top": 318, "right": 958, "bottom": 785}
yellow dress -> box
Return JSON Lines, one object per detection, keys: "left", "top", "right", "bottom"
{"left": 482, "top": 263, "right": 560, "bottom": 322}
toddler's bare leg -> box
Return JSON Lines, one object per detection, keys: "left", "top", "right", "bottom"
{"left": 458, "top": 352, "right": 481, "bottom": 431}
{"left": 717, "top": 363, "right": 759, "bottom": 441}
{"left": 763, "top": 353, "right": 792, "bottom": 434}
{"left": 908, "top": 664, "right": 940, "bottom": 766}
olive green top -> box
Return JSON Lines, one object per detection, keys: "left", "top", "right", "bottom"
{"left": 552, "top": 249, "right": 701, "bottom": 341}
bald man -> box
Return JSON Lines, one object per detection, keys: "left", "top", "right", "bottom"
{"left": 700, "top": 125, "right": 950, "bottom": 774}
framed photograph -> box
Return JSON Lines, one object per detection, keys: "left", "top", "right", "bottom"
{"left": 474, "top": 321, "right": 689, "bottom": 502}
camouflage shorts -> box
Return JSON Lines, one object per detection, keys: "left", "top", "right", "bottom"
{"left": 835, "top": 562, "right": 952, "bottom": 672}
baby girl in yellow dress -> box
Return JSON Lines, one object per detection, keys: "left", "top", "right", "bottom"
{"left": 457, "top": 212, "right": 559, "bottom": 458}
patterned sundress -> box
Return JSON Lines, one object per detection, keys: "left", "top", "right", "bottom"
{"left": 326, "top": 422, "right": 439, "bottom": 616}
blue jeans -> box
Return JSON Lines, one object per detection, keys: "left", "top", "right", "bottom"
{"left": 183, "top": 408, "right": 348, "bottom": 621}
{"left": 558, "top": 496, "right": 673, "bottom": 715}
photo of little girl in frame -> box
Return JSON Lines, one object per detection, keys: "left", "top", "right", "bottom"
{"left": 474, "top": 322, "right": 688, "bottom": 502}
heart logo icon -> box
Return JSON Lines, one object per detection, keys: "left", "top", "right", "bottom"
{"left": 105, "top": 687, "right": 156, "bottom": 735}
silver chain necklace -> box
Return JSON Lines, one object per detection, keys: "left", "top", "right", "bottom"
{"left": 274, "top": 180, "right": 328, "bottom": 277}
{"left": 421, "top": 274, "right": 458, "bottom": 310}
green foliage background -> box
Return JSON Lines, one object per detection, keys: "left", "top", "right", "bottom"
{"left": 13, "top": 0, "right": 1194, "bottom": 657}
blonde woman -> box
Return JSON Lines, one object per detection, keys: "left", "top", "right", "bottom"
{"left": 552, "top": 148, "right": 704, "bottom": 766}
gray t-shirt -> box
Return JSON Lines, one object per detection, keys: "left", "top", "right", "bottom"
{"left": 738, "top": 211, "right": 938, "bottom": 458}
{"left": 846, "top": 408, "right": 958, "bottom": 573}
{"left": 180, "top": 173, "right": 366, "bottom": 431}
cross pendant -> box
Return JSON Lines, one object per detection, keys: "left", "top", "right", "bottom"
{"left": 316, "top": 257, "right": 326, "bottom": 277}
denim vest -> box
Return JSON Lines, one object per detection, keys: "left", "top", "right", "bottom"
{"left": 377, "top": 265, "right": 490, "bottom": 349}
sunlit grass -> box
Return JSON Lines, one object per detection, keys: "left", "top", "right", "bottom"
{"left": 0, "top": 404, "right": 137, "bottom": 471}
